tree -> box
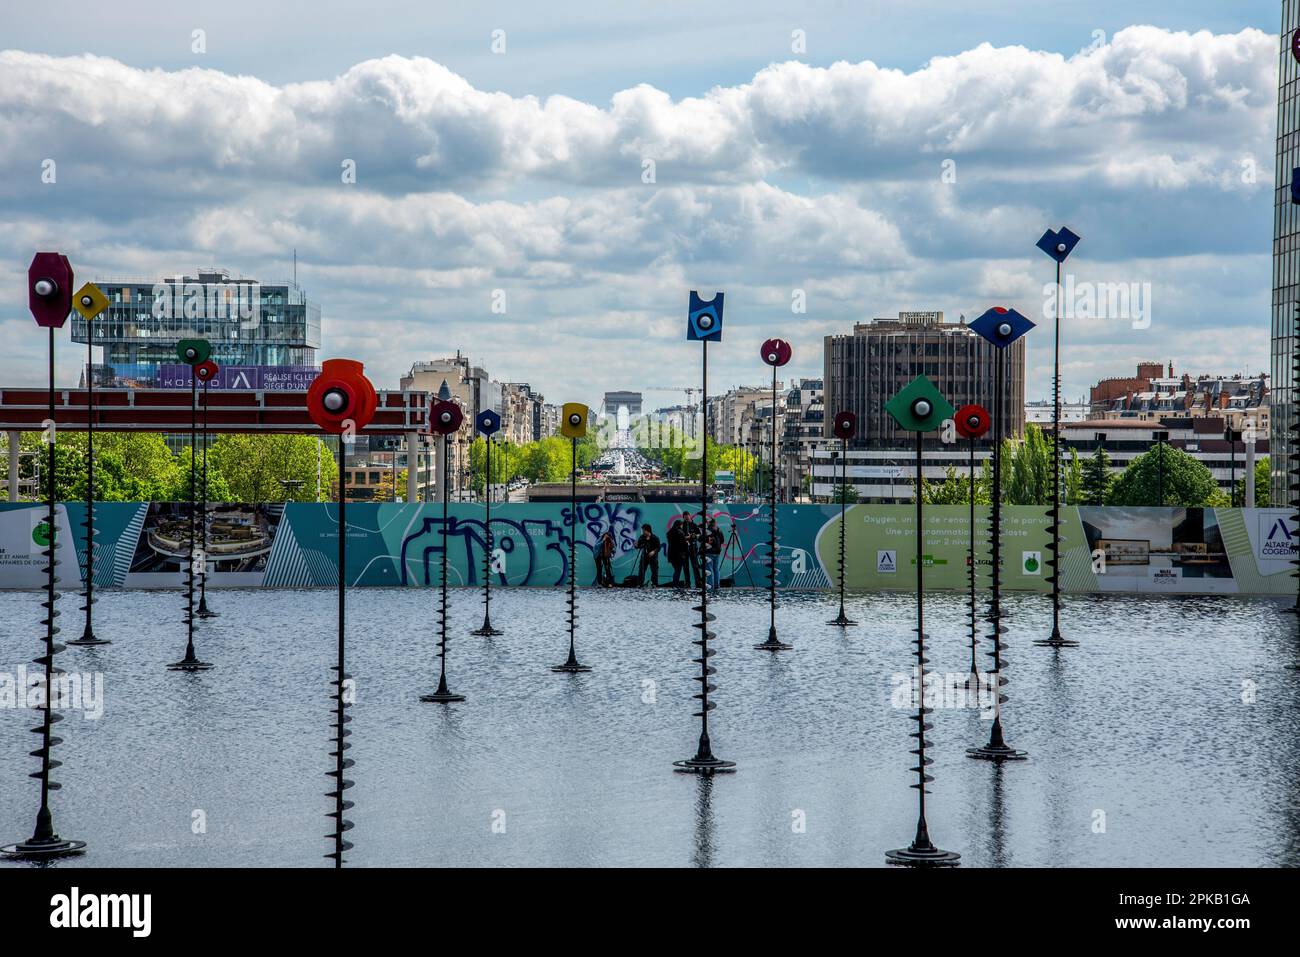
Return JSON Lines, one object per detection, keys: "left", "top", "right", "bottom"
{"left": 1003, "top": 423, "right": 1054, "bottom": 506}
{"left": 208, "top": 433, "right": 335, "bottom": 502}
{"left": 1107, "top": 445, "right": 1220, "bottom": 507}
{"left": 924, "top": 464, "right": 990, "bottom": 505}
{"left": 1081, "top": 447, "right": 1113, "bottom": 506}
{"left": 831, "top": 482, "right": 859, "bottom": 504}
{"left": 167, "top": 449, "right": 234, "bottom": 503}
{"left": 371, "top": 469, "right": 408, "bottom": 503}
{"left": 65, "top": 432, "right": 183, "bottom": 502}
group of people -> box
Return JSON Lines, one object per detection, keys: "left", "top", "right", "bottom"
{"left": 593, "top": 514, "right": 726, "bottom": 592}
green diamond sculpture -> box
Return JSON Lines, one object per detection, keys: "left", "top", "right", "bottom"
{"left": 885, "top": 375, "right": 954, "bottom": 433}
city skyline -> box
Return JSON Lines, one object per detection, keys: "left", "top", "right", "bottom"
{"left": 0, "top": 3, "right": 1280, "bottom": 409}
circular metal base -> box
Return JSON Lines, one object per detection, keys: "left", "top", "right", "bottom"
{"left": 827, "top": 616, "right": 858, "bottom": 627}
{"left": 471, "top": 625, "right": 503, "bottom": 637}
{"left": 1, "top": 837, "right": 87, "bottom": 860}
{"left": 754, "top": 639, "right": 794, "bottom": 651}
{"left": 420, "top": 691, "right": 466, "bottom": 703}
{"left": 673, "top": 757, "right": 737, "bottom": 774}
{"left": 67, "top": 637, "right": 111, "bottom": 647}
{"left": 1033, "top": 638, "right": 1079, "bottom": 648}
{"left": 167, "top": 659, "right": 214, "bottom": 672}
{"left": 966, "top": 744, "right": 1029, "bottom": 762}
{"left": 885, "top": 846, "right": 960, "bottom": 867}
{"left": 551, "top": 663, "right": 592, "bottom": 673}
{"left": 195, "top": 609, "right": 219, "bottom": 619}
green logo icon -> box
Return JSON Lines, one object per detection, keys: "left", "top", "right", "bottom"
{"left": 32, "top": 520, "right": 54, "bottom": 547}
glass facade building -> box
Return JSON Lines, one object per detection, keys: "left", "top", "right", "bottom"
{"left": 1273, "top": 3, "right": 1300, "bottom": 503}
{"left": 71, "top": 269, "right": 320, "bottom": 387}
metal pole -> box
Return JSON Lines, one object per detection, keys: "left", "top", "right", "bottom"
{"left": 196, "top": 378, "right": 214, "bottom": 617}
{"left": 675, "top": 337, "right": 733, "bottom": 771}
{"left": 757, "top": 361, "right": 788, "bottom": 650}
{"left": 969, "top": 347, "right": 1025, "bottom": 760}
{"left": 474, "top": 435, "right": 501, "bottom": 636}
{"left": 422, "top": 432, "right": 465, "bottom": 700}
{"left": 71, "top": 316, "right": 107, "bottom": 646}
{"left": 828, "top": 434, "right": 856, "bottom": 627}
{"left": 1039, "top": 256, "right": 1069, "bottom": 648}
{"left": 325, "top": 437, "right": 354, "bottom": 866}
{"left": 968, "top": 434, "right": 977, "bottom": 676}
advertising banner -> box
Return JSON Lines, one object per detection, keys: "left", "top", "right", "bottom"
{"left": 0, "top": 503, "right": 1292, "bottom": 595}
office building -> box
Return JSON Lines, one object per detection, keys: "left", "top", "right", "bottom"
{"left": 823, "top": 311, "right": 1026, "bottom": 447}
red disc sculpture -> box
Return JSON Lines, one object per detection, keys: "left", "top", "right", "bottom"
{"left": 309, "top": 358, "right": 377, "bottom": 868}
{"left": 954, "top": 404, "right": 990, "bottom": 440}
{"left": 308, "top": 358, "right": 378, "bottom": 435}
{"left": 760, "top": 338, "right": 792, "bottom": 367}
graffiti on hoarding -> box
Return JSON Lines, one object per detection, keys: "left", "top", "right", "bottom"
{"left": 0, "top": 503, "right": 1295, "bottom": 596}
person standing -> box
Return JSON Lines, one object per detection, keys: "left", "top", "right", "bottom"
{"left": 705, "top": 516, "right": 724, "bottom": 593}
{"left": 684, "top": 513, "right": 704, "bottom": 588}
{"left": 595, "top": 529, "right": 616, "bottom": 587}
{"left": 635, "top": 523, "right": 661, "bottom": 586}
{"left": 666, "top": 517, "right": 689, "bottom": 588}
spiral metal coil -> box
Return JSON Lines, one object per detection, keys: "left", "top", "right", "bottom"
{"left": 1291, "top": 306, "right": 1300, "bottom": 616}
{"left": 966, "top": 461, "right": 979, "bottom": 676}
{"left": 675, "top": 338, "right": 734, "bottom": 772}
{"left": 968, "top": 450, "right": 1027, "bottom": 761}
{"left": 324, "top": 664, "right": 354, "bottom": 865}
{"left": 2, "top": 354, "right": 86, "bottom": 859}
{"left": 1035, "top": 354, "right": 1077, "bottom": 647}
{"left": 755, "top": 487, "right": 791, "bottom": 649}
{"left": 425, "top": 433, "right": 469, "bottom": 696}
{"left": 167, "top": 382, "right": 211, "bottom": 671}
{"left": 473, "top": 438, "right": 502, "bottom": 636}
{"left": 552, "top": 440, "right": 590, "bottom": 673}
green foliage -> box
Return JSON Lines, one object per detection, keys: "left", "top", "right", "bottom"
{"left": 207, "top": 433, "right": 335, "bottom": 502}
{"left": 1107, "top": 444, "right": 1220, "bottom": 507}
{"left": 371, "top": 469, "right": 408, "bottom": 503}
{"left": 924, "top": 465, "right": 990, "bottom": 505}
{"left": 1082, "top": 447, "right": 1113, "bottom": 506}
{"left": 168, "top": 449, "right": 234, "bottom": 503}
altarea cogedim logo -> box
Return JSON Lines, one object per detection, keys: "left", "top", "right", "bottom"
{"left": 1260, "top": 514, "right": 1297, "bottom": 559}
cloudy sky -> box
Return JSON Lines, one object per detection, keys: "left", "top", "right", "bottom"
{"left": 0, "top": 1, "right": 1282, "bottom": 410}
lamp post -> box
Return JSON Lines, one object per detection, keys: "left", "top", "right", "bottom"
{"left": 1226, "top": 427, "right": 1242, "bottom": 506}
{"left": 755, "top": 338, "right": 793, "bottom": 652}
{"left": 884, "top": 375, "right": 960, "bottom": 867}
{"left": 308, "top": 358, "right": 378, "bottom": 866}
{"left": 967, "top": 307, "right": 1033, "bottom": 762}
{"left": 827, "top": 410, "right": 858, "bottom": 628}
{"left": 1035, "top": 226, "right": 1081, "bottom": 650}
